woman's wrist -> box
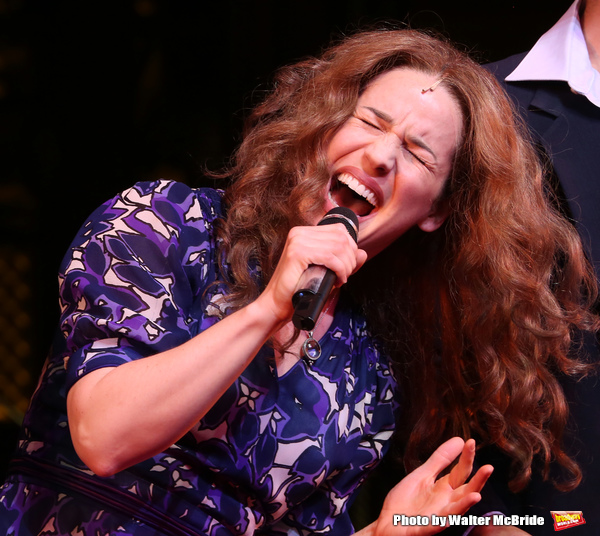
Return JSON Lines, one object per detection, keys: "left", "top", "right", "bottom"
{"left": 248, "top": 291, "right": 293, "bottom": 332}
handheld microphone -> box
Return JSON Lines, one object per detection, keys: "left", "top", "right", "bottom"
{"left": 291, "top": 207, "right": 359, "bottom": 331}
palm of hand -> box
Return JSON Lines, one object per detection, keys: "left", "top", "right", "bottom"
{"left": 374, "top": 438, "right": 493, "bottom": 536}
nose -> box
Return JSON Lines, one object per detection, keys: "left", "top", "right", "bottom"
{"left": 363, "top": 133, "right": 398, "bottom": 177}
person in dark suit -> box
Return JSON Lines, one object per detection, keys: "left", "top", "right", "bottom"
{"left": 482, "top": 1, "right": 600, "bottom": 534}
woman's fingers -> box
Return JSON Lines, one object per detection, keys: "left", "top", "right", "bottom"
{"left": 444, "top": 465, "right": 493, "bottom": 517}
{"left": 417, "top": 437, "right": 466, "bottom": 480}
{"left": 285, "top": 223, "right": 361, "bottom": 281}
{"left": 463, "top": 464, "right": 494, "bottom": 494}
{"left": 449, "top": 438, "right": 476, "bottom": 489}
{"left": 420, "top": 437, "right": 493, "bottom": 493}
{"left": 259, "top": 223, "right": 366, "bottom": 323}
{"left": 447, "top": 491, "right": 484, "bottom": 516}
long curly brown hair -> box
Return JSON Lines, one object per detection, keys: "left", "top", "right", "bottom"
{"left": 216, "top": 28, "right": 599, "bottom": 492}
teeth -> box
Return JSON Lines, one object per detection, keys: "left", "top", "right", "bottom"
{"left": 337, "top": 173, "right": 378, "bottom": 207}
{"left": 328, "top": 190, "right": 339, "bottom": 207}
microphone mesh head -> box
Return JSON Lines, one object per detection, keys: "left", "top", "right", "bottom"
{"left": 317, "top": 207, "right": 359, "bottom": 243}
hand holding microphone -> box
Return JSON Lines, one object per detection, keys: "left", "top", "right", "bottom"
{"left": 292, "top": 207, "right": 359, "bottom": 331}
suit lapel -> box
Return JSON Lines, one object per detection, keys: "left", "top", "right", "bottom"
{"left": 522, "top": 84, "right": 600, "bottom": 273}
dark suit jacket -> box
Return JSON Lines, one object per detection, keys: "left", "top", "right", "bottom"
{"left": 480, "top": 53, "right": 600, "bottom": 535}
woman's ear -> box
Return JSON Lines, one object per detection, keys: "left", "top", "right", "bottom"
{"left": 417, "top": 203, "right": 449, "bottom": 233}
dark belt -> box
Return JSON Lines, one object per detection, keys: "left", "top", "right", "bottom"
{"left": 8, "top": 456, "right": 205, "bottom": 536}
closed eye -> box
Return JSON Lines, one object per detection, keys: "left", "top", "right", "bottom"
{"left": 354, "top": 110, "right": 435, "bottom": 170}
{"left": 405, "top": 147, "right": 432, "bottom": 168}
{"left": 354, "top": 114, "right": 383, "bottom": 131}
{"left": 406, "top": 148, "right": 426, "bottom": 164}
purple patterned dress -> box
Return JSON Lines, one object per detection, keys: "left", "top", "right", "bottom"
{"left": 0, "top": 180, "right": 398, "bottom": 536}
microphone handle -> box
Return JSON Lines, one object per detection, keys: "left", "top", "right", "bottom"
{"left": 290, "top": 206, "right": 358, "bottom": 332}
{"left": 291, "top": 267, "right": 337, "bottom": 331}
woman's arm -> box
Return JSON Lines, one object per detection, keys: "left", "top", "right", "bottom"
{"left": 67, "top": 221, "right": 367, "bottom": 477}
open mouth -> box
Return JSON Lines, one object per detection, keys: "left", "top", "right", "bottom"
{"left": 328, "top": 172, "right": 378, "bottom": 217}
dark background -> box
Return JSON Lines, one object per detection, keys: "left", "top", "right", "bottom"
{"left": 0, "top": 0, "right": 569, "bottom": 513}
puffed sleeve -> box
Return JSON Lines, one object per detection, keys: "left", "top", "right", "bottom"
{"left": 58, "top": 180, "right": 225, "bottom": 391}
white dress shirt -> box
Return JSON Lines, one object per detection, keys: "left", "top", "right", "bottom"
{"left": 506, "top": 0, "right": 600, "bottom": 107}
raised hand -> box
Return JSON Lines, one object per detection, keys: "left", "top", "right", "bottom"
{"left": 371, "top": 438, "right": 493, "bottom": 536}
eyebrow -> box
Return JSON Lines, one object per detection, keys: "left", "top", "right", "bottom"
{"left": 364, "top": 106, "right": 394, "bottom": 123}
{"left": 363, "top": 106, "right": 438, "bottom": 162}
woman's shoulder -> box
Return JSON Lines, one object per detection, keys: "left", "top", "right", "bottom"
{"left": 114, "top": 180, "right": 225, "bottom": 223}
{"left": 74, "top": 180, "right": 226, "bottom": 244}
{"left": 60, "top": 180, "right": 227, "bottom": 275}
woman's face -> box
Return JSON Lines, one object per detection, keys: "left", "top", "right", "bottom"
{"left": 323, "top": 67, "right": 463, "bottom": 259}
